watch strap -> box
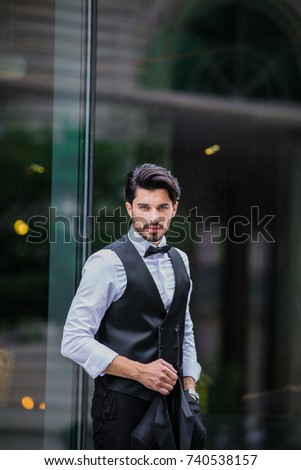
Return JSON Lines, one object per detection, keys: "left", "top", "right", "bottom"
{"left": 185, "top": 388, "right": 199, "bottom": 403}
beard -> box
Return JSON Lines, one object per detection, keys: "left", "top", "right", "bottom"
{"left": 132, "top": 219, "right": 166, "bottom": 243}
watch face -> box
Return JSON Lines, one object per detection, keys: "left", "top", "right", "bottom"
{"left": 185, "top": 389, "right": 199, "bottom": 401}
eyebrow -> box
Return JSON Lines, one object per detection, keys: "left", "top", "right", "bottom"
{"left": 137, "top": 202, "right": 171, "bottom": 207}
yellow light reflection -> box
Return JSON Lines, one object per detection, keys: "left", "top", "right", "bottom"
{"left": 21, "top": 396, "right": 34, "bottom": 410}
{"left": 39, "top": 402, "right": 46, "bottom": 410}
{"left": 14, "top": 219, "right": 29, "bottom": 236}
{"left": 25, "top": 163, "right": 45, "bottom": 174}
{"left": 205, "top": 144, "right": 220, "bottom": 156}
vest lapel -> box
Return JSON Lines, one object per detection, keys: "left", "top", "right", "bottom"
{"left": 163, "top": 247, "right": 190, "bottom": 321}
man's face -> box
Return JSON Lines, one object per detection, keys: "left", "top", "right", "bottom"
{"left": 125, "top": 187, "right": 178, "bottom": 244}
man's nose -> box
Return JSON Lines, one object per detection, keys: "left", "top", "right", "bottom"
{"left": 148, "top": 209, "right": 161, "bottom": 223}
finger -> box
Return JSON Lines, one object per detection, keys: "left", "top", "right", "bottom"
{"left": 164, "top": 372, "right": 177, "bottom": 383}
{"left": 161, "top": 375, "right": 177, "bottom": 390}
{"left": 159, "top": 384, "right": 174, "bottom": 395}
{"left": 163, "top": 368, "right": 178, "bottom": 382}
{"left": 158, "top": 359, "right": 177, "bottom": 373}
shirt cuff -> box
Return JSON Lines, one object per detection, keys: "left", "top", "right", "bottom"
{"left": 83, "top": 345, "right": 119, "bottom": 379}
{"left": 182, "top": 360, "right": 202, "bottom": 383}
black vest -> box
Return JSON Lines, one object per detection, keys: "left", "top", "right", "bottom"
{"left": 95, "top": 236, "right": 190, "bottom": 401}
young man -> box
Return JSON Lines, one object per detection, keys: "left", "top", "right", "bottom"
{"left": 61, "top": 163, "right": 205, "bottom": 449}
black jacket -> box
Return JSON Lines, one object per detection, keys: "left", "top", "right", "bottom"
{"left": 131, "top": 381, "right": 206, "bottom": 450}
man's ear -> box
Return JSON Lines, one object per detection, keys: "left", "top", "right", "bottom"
{"left": 172, "top": 201, "right": 179, "bottom": 217}
{"left": 125, "top": 201, "right": 133, "bottom": 218}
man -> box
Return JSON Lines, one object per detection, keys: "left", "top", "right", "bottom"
{"left": 61, "top": 163, "right": 206, "bottom": 449}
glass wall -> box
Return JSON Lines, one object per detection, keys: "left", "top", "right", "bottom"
{"left": 90, "top": 0, "right": 301, "bottom": 450}
{"left": 0, "top": 0, "right": 96, "bottom": 449}
{"left": 1, "top": 0, "right": 301, "bottom": 450}
{"left": 0, "top": 0, "right": 54, "bottom": 448}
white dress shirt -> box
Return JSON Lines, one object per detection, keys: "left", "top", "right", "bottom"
{"left": 61, "top": 227, "right": 201, "bottom": 382}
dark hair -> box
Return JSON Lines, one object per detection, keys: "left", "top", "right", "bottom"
{"left": 125, "top": 163, "right": 181, "bottom": 205}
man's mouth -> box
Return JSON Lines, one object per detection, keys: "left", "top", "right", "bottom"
{"left": 145, "top": 225, "right": 161, "bottom": 231}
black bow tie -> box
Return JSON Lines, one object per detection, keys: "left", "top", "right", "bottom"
{"left": 144, "top": 244, "right": 171, "bottom": 258}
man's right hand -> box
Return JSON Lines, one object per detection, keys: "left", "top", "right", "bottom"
{"left": 135, "top": 358, "right": 178, "bottom": 395}
{"left": 105, "top": 356, "right": 178, "bottom": 395}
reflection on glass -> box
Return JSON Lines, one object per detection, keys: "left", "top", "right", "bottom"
{"left": 14, "top": 220, "right": 29, "bottom": 236}
{"left": 0, "top": 0, "right": 53, "bottom": 450}
{"left": 25, "top": 163, "right": 46, "bottom": 175}
{"left": 91, "top": 0, "right": 301, "bottom": 450}
{"left": 21, "top": 396, "right": 35, "bottom": 411}
{"left": 1, "top": 0, "right": 301, "bottom": 450}
{"left": 204, "top": 145, "right": 221, "bottom": 156}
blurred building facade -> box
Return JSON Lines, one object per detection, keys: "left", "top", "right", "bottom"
{"left": 1, "top": 0, "right": 301, "bottom": 449}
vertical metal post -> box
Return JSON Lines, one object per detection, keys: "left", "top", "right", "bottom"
{"left": 76, "top": 0, "right": 98, "bottom": 450}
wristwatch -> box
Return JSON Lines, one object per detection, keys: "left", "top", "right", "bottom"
{"left": 185, "top": 388, "right": 199, "bottom": 403}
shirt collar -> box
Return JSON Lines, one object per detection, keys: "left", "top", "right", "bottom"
{"left": 128, "top": 226, "right": 167, "bottom": 258}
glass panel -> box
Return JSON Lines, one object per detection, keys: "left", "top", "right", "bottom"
{"left": 88, "top": 0, "right": 301, "bottom": 449}
{"left": 0, "top": 0, "right": 55, "bottom": 449}
{"left": 44, "top": 0, "right": 97, "bottom": 450}
{"left": 0, "top": 0, "right": 93, "bottom": 450}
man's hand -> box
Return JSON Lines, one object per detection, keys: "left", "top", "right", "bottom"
{"left": 136, "top": 359, "right": 178, "bottom": 395}
{"left": 105, "top": 356, "right": 178, "bottom": 395}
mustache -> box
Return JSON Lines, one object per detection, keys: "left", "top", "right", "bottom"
{"left": 144, "top": 222, "right": 164, "bottom": 229}
{"left": 132, "top": 216, "right": 166, "bottom": 229}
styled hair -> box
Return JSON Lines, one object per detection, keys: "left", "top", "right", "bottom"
{"left": 125, "top": 163, "right": 181, "bottom": 205}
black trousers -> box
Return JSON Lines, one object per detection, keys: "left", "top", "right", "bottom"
{"left": 91, "top": 390, "right": 151, "bottom": 450}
